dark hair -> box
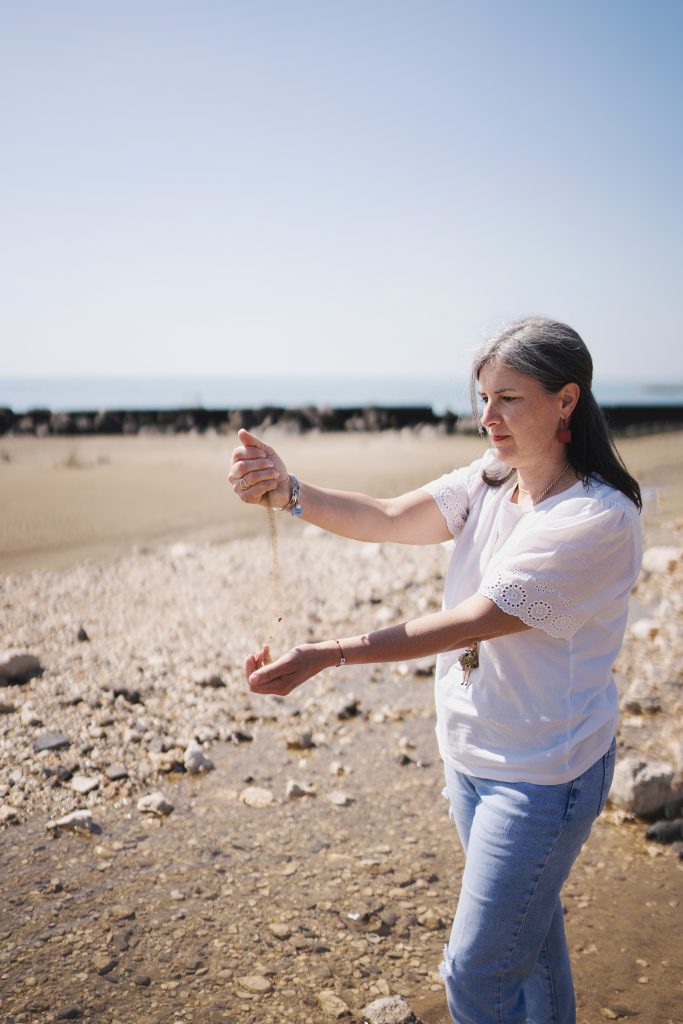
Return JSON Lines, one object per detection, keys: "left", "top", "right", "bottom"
{"left": 470, "top": 317, "right": 642, "bottom": 510}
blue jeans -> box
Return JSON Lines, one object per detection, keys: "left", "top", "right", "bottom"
{"left": 440, "top": 739, "right": 616, "bottom": 1024}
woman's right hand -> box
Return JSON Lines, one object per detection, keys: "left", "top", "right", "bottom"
{"left": 228, "top": 428, "right": 292, "bottom": 507}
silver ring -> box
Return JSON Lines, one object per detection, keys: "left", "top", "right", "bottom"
{"left": 240, "top": 477, "right": 248, "bottom": 491}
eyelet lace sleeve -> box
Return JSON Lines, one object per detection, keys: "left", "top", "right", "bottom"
{"left": 421, "top": 468, "right": 472, "bottom": 538}
{"left": 479, "top": 498, "right": 641, "bottom": 640}
{"left": 480, "top": 569, "right": 579, "bottom": 638}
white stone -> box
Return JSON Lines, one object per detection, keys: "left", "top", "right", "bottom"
{"left": 667, "top": 737, "right": 683, "bottom": 774}
{"left": 642, "top": 546, "right": 683, "bottom": 574}
{"left": 183, "top": 744, "right": 215, "bottom": 774}
{"left": 417, "top": 907, "right": 444, "bottom": 930}
{"left": 137, "top": 791, "right": 174, "bottom": 816}
{"left": 328, "top": 790, "right": 352, "bottom": 807}
{"left": 621, "top": 678, "right": 660, "bottom": 715}
{"left": 0, "top": 806, "right": 19, "bottom": 825}
{"left": 317, "top": 990, "right": 351, "bottom": 1018}
{"left": 609, "top": 759, "right": 677, "bottom": 816}
{"left": 240, "top": 786, "right": 274, "bottom": 808}
{"left": 48, "top": 809, "right": 100, "bottom": 835}
{"left": 285, "top": 729, "right": 314, "bottom": 750}
{"left": 20, "top": 705, "right": 43, "bottom": 727}
{"left": 362, "top": 994, "right": 419, "bottom": 1024}
{"left": 238, "top": 974, "right": 273, "bottom": 994}
{"left": 168, "top": 542, "right": 197, "bottom": 559}
{"left": 70, "top": 774, "right": 100, "bottom": 795}
{"left": 629, "top": 618, "right": 661, "bottom": 641}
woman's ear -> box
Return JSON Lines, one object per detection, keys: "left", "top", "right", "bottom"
{"left": 560, "top": 382, "right": 580, "bottom": 418}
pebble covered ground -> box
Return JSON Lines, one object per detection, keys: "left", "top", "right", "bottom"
{"left": 1, "top": 525, "right": 683, "bottom": 1022}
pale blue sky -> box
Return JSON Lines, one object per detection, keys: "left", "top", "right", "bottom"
{"left": 1, "top": 0, "right": 681, "bottom": 381}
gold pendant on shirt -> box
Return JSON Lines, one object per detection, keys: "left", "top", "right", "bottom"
{"left": 458, "top": 643, "right": 479, "bottom": 687}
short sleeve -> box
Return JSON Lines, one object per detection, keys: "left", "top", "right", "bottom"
{"left": 421, "top": 457, "right": 484, "bottom": 538}
{"left": 479, "top": 498, "right": 642, "bottom": 639}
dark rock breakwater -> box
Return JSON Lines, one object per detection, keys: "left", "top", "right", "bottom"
{"left": 2, "top": 403, "right": 683, "bottom": 437}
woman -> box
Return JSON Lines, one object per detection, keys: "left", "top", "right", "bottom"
{"left": 229, "top": 317, "right": 642, "bottom": 1024}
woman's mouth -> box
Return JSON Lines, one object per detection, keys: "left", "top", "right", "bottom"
{"left": 491, "top": 434, "right": 510, "bottom": 443}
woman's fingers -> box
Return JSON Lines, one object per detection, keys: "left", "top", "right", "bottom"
{"left": 228, "top": 455, "right": 274, "bottom": 485}
{"left": 246, "top": 644, "right": 330, "bottom": 697}
{"left": 244, "top": 653, "right": 300, "bottom": 697}
{"left": 229, "top": 430, "right": 290, "bottom": 507}
{"left": 228, "top": 451, "right": 279, "bottom": 503}
{"left": 238, "top": 428, "right": 271, "bottom": 453}
{"left": 244, "top": 644, "right": 272, "bottom": 678}
{"left": 232, "top": 465, "right": 277, "bottom": 490}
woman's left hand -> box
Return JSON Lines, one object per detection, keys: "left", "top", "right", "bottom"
{"left": 245, "top": 643, "right": 334, "bottom": 696}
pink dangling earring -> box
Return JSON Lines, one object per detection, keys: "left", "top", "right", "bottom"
{"left": 558, "top": 418, "right": 572, "bottom": 444}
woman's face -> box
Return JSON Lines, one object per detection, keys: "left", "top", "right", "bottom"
{"left": 477, "top": 359, "right": 575, "bottom": 469}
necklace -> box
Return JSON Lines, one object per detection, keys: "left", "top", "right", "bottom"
{"left": 517, "top": 463, "right": 572, "bottom": 505}
{"left": 457, "top": 463, "right": 572, "bottom": 687}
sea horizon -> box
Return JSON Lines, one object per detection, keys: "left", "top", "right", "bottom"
{"left": 2, "top": 374, "right": 683, "bottom": 417}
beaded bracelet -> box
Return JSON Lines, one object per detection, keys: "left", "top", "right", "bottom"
{"left": 272, "top": 474, "right": 304, "bottom": 517}
{"left": 334, "top": 639, "right": 346, "bottom": 667}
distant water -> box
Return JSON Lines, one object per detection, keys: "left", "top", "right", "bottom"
{"left": 1, "top": 375, "right": 682, "bottom": 416}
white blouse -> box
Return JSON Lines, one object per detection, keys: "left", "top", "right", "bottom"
{"left": 422, "top": 449, "right": 642, "bottom": 784}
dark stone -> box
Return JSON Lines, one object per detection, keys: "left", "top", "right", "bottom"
{"left": 395, "top": 873, "right": 416, "bottom": 888}
{"left": 56, "top": 1009, "right": 81, "bottom": 1020}
{"left": 197, "top": 674, "right": 226, "bottom": 689}
{"left": 336, "top": 697, "right": 362, "bottom": 720}
{"left": 33, "top": 732, "right": 71, "bottom": 753}
{"left": 230, "top": 730, "right": 253, "bottom": 744}
{"left": 0, "top": 652, "right": 43, "bottom": 685}
{"left": 413, "top": 659, "right": 436, "bottom": 677}
{"left": 59, "top": 694, "right": 84, "bottom": 707}
{"left": 133, "top": 973, "right": 151, "bottom": 987}
{"left": 644, "top": 818, "right": 683, "bottom": 843}
{"left": 42, "top": 764, "right": 75, "bottom": 782}
{"left": 76, "top": 626, "right": 90, "bottom": 642}
{"left": 110, "top": 686, "right": 142, "bottom": 705}
{"left": 106, "top": 763, "right": 129, "bottom": 781}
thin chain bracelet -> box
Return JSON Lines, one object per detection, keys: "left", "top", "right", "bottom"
{"left": 334, "top": 639, "right": 346, "bottom": 667}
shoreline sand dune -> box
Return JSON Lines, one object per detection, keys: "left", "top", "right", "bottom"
{"left": 1, "top": 430, "right": 682, "bottom": 1023}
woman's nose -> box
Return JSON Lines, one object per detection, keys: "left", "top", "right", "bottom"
{"left": 481, "top": 401, "right": 499, "bottom": 427}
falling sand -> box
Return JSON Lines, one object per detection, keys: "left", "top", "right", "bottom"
{"left": 263, "top": 494, "right": 285, "bottom": 659}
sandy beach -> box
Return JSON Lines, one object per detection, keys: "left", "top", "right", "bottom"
{"left": 1, "top": 429, "right": 682, "bottom": 574}
{"left": 1, "top": 428, "right": 682, "bottom": 1024}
